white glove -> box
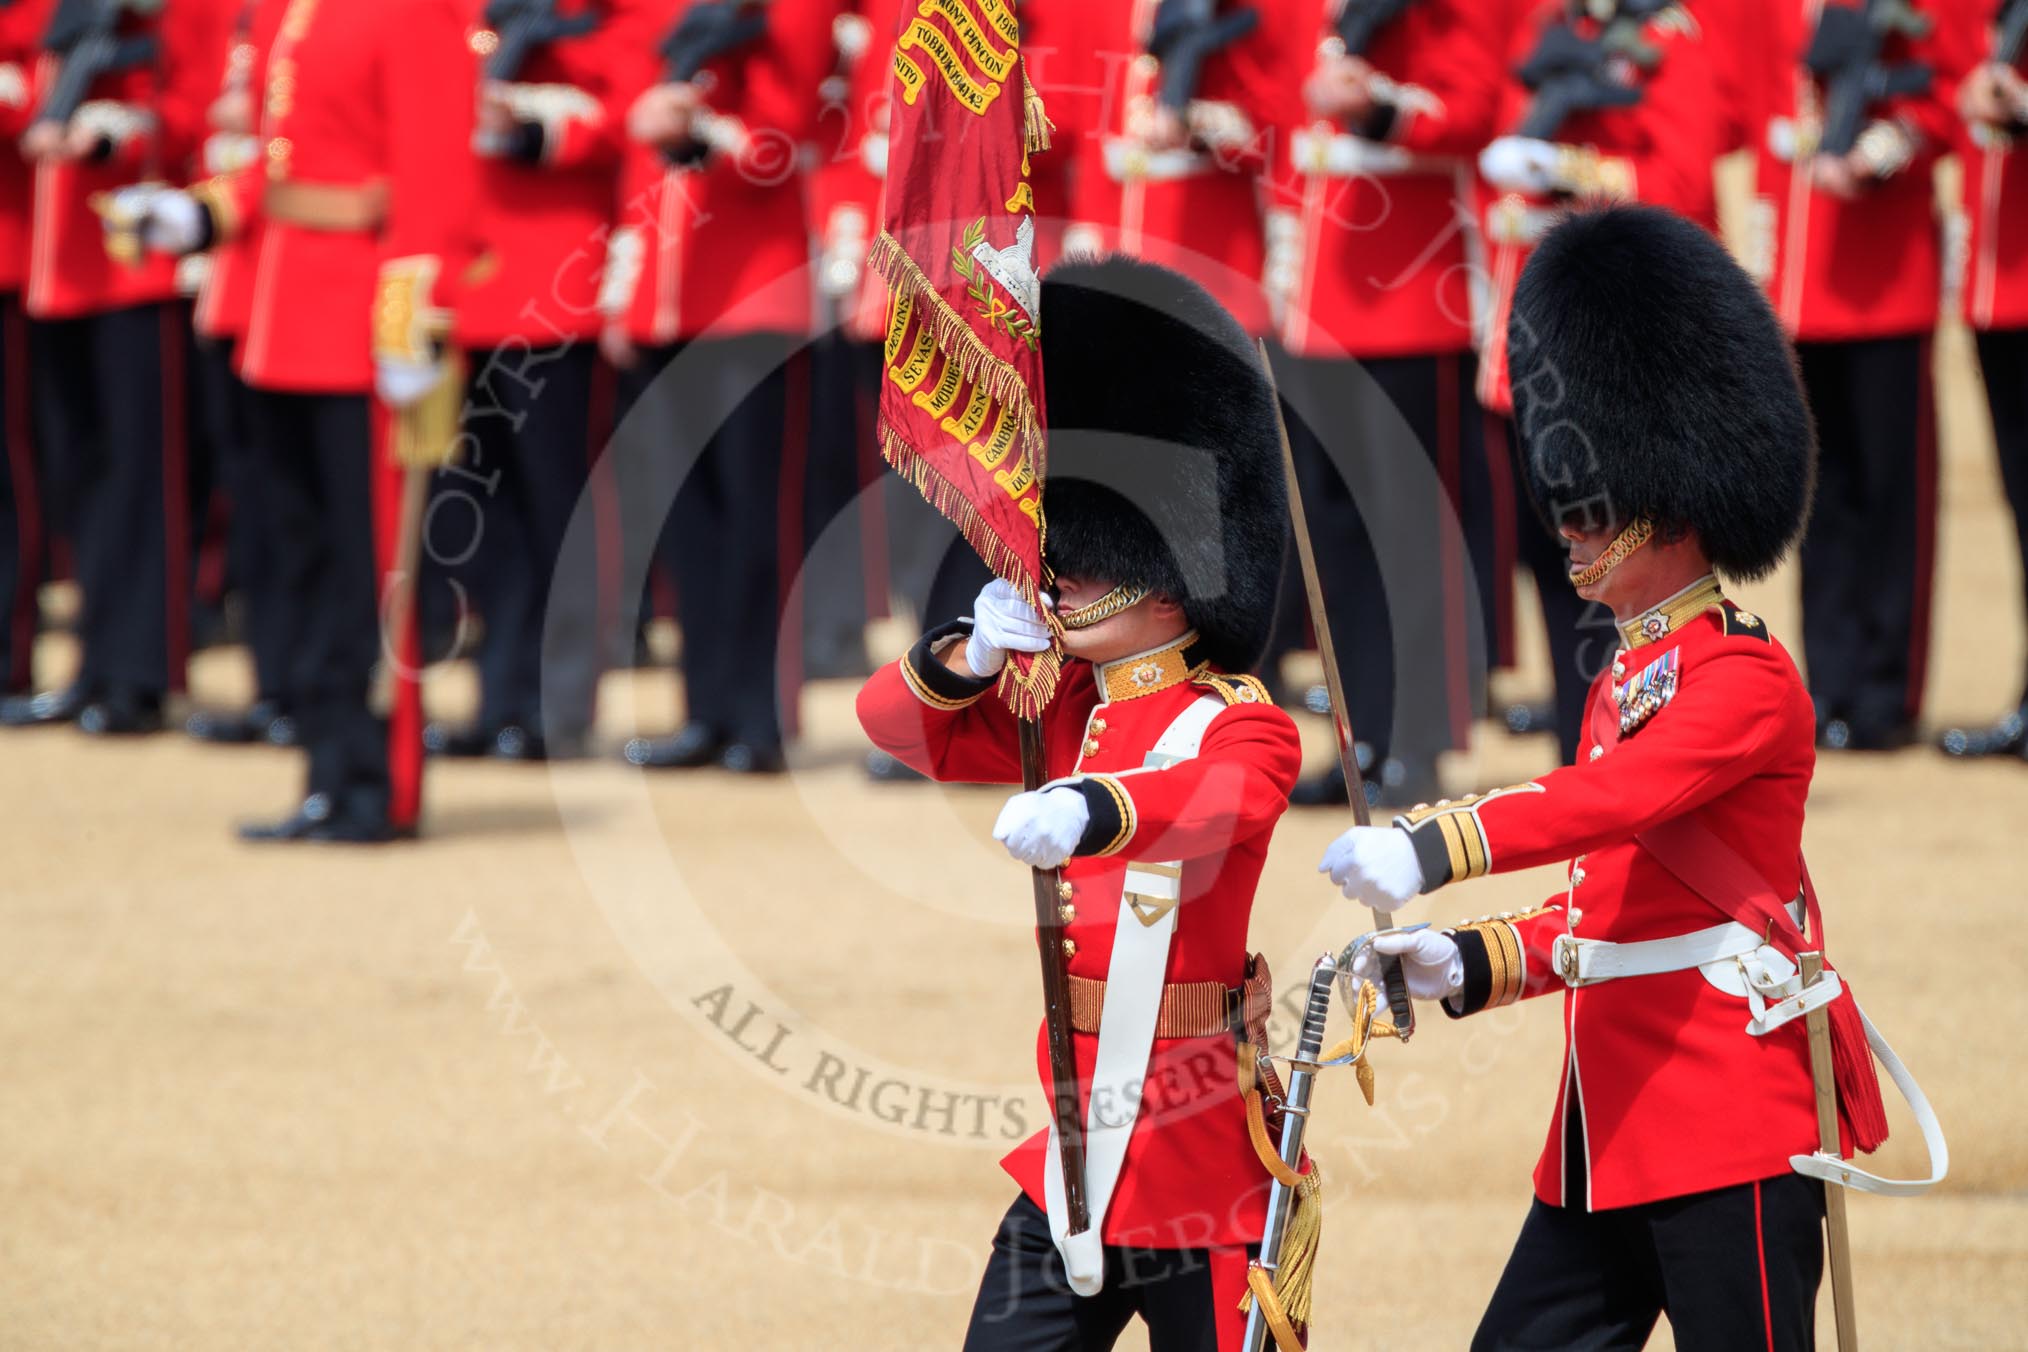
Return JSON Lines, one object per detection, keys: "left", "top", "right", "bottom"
{"left": 1479, "top": 135, "right": 1561, "bottom": 195}
{"left": 992, "top": 786, "right": 1089, "bottom": 870}
{"left": 100, "top": 185, "right": 209, "bottom": 256}
{"left": 966, "top": 578, "right": 1053, "bottom": 678}
{"left": 375, "top": 356, "right": 448, "bottom": 410}
{"left": 1318, "top": 825, "right": 1424, "bottom": 909}
{"left": 144, "top": 188, "right": 208, "bottom": 254}
{"left": 1350, "top": 926, "right": 1463, "bottom": 1003}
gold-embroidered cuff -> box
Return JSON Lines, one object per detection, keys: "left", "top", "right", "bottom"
{"left": 1073, "top": 775, "right": 1135, "bottom": 858}
{"left": 373, "top": 255, "right": 449, "bottom": 364}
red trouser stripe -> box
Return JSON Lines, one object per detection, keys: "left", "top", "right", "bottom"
{"left": 160, "top": 306, "right": 190, "bottom": 693}
{"left": 371, "top": 405, "right": 424, "bottom": 831}
{"left": 1753, "top": 1178, "right": 1775, "bottom": 1352}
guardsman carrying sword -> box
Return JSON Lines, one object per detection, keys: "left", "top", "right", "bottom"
{"left": 1322, "top": 205, "right": 1947, "bottom": 1352}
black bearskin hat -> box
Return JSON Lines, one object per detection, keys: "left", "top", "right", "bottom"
{"left": 1508, "top": 205, "right": 1816, "bottom": 581}
{"left": 1039, "top": 256, "right": 1286, "bottom": 672}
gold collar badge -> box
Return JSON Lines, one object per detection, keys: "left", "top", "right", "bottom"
{"left": 1095, "top": 632, "right": 1204, "bottom": 703}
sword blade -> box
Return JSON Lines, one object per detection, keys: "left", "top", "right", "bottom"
{"left": 1258, "top": 342, "right": 1416, "bottom": 1038}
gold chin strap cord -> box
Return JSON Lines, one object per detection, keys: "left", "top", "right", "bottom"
{"left": 1569, "top": 516, "right": 1655, "bottom": 589}
{"left": 1056, "top": 584, "right": 1149, "bottom": 630}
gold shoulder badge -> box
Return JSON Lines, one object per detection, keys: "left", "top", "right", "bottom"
{"left": 1193, "top": 673, "right": 1268, "bottom": 706}
{"left": 1720, "top": 607, "right": 1771, "bottom": 642}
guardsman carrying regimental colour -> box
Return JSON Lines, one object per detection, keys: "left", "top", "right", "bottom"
{"left": 1322, "top": 206, "right": 1947, "bottom": 1352}
{"left": 858, "top": 256, "right": 1314, "bottom": 1350}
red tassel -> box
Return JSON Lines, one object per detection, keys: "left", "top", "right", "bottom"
{"left": 1828, "top": 976, "right": 1888, "bottom": 1154}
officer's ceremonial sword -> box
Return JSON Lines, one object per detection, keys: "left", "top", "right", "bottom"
{"left": 1258, "top": 343, "right": 1415, "bottom": 1039}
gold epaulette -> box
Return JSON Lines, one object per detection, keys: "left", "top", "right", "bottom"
{"left": 1191, "top": 673, "right": 1270, "bottom": 706}
{"left": 1718, "top": 605, "right": 1772, "bottom": 642}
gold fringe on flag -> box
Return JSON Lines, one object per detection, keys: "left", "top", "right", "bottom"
{"left": 869, "top": 228, "right": 1061, "bottom": 717}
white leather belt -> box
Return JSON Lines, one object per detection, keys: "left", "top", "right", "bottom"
{"left": 1289, "top": 129, "right": 1437, "bottom": 179}
{"left": 1485, "top": 196, "right": 1559, "bottom": 247}
{"left": 1103, "top": 139, "right": 1214, "bottom": 184}
{"left": 1553, "top": 919, "right": 1768, "bottom": 985}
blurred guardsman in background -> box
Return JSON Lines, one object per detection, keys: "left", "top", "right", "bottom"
{"left": 1, "top": 0, "right": 230, "bottom": 735}
{"left": 419, "top": 0, "right": 642, "bottom": 763}
{"left": 1939, "top": 0, "right": 2028, "bottom": 761}
{"left": 1277, "top": 0, "right": 1502, "bottom": 808}
{"left": 1748, "top": 0, "right": 1969, "bottom": 752}
{"left": 858, "top": 257, "right": 1305, "bottom": 1350}
{"left": 110, "top": 0, "right": 481, "bottom": 841}
{"left": 182, "top": 0, "right": 299, "bottom": 750}
{"left": 1324, "top": 206, "right": 1890, "bottom": 1352}
{"left": 1475, "top": 0, "right": 1720, "bottom": 768}
{"left": 0, "top": 0, "right": 51, "bottom": 701}
{"left": 1076, "top": 0, "right": 1307, "bottom": 345}
{"left": 607, "top": 0, "right": 837, "bottom": 776}
{"left": 798, "top": 2, "right": 879, "bottom": 684}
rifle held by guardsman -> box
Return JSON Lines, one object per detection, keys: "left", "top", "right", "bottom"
{"left": 34, "top": 0, "right": 158, "bottom": 131}
{"left": 476, "top": 0, "right": 600, "bottom": 84}
{"left": 1146, "top": 0, "right": 1258, "bottom": 111}
{"left": 1803, "top": 0, "right": 1934, "bottom": 158}
{"left": 1513, "top": 0, "right": 1673, "bottom": 142}
{"left": 1333, "top": 0, "right": 1415, "bottom": 59}
{"left": 658, "top": 0, "right": 767, "bottom": 165}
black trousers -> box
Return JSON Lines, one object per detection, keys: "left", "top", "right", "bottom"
{"left": 244, "top": 388, "right": 388, "bottom": 820}
{"left": 36, "top": 303, "right": 187, "bottom": 701}
{"left": 192, "top": 335, "right": 292, "bottom": 705}
{"left": 1278, "top": 351, "right": 1492, "bottom": 763}
{"left": 1976, "top": 326, "right": 2028, "bottom": 706}
{"left": 800, "top": 330, "right": 875, "bottom": 671}
{"left": 614, "top": 334, "right": 793, "bottom": 749}
{"left": 1475, "top": 1175, "right": 1826, "bottom": 1352}
{"left": 962, "top": 1195, "right": 1256, "bottom": 1352}
{"left": 458, "top": 340, "right": 602, "bottom": 736}
{"left": 0, "top": 297, "right": 36, "bottom": 692}
{"left": 1797, "top": 335, "right": 1935, "bottom": 737}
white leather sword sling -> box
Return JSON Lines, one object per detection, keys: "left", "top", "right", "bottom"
{"left": 1044, "top": 694, "right": 1225, "bottom": 1295}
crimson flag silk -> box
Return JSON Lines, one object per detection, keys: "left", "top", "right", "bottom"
{"left": 869, "top": 0, "right": 1058, "bottom": 716}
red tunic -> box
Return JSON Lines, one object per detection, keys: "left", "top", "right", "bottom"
{"left": 1071, "top": 0, "right": 1311, "bottom": 339}
{"left": 0, "top": 1, "right": 55, "bottom": 295}
{"left": 191, "top": 0, "right": 278, "bottom": 343}
{"left": 1281, "top": 0, "right": 1503, "bottom": 359}
{"left": 1747, "top": 0, "right": 1976, "bottom": 342}
{"left": 1400, "top": 598, "right": 1829, "bottom": 1209}
{"left": 25, "top": 0, "right": 234, "bottom": 319}
{"left": 1477, "top": 0, "right": 1720, "bottom": 411}
{"left": 1955, "top": 6, "right": 2028, "bottom": 333}
{"left": 219, "top": 0, "right": 482, "bottom": 393}
{"left": 609, "top": 0, "right": 837, "bottom": 345}
{"left": 857, "top": 625, "right": 1302, "bottom": 1246}
{"left": 455, "top": 0, "right": 650, "bottom": 348}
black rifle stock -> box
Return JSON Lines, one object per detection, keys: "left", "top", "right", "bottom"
{"left": 1334, "top": 0, "right": 1415, "bottom": 58}
{"left": 481, "top": 0, "right": 601, "bottom": 84}
{"left": 1514, "top": 0, "right": 1670, "bottom": 141}
{"left": 658, "top": 0, "right": 769, "bottom": 166}
{"left": 1147, "top": 0, "right": 1259, "bottom": 112}
{"left": 35, "top": 0, "right": 157, "bottom": 130}
{"left": 1804, "top": 0, "right": 1933, "bottom": 158}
